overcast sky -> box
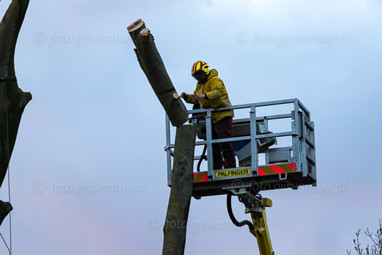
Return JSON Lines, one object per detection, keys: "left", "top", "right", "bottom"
{"left": 0, "top": 0, "right": 382, "bottom": 254}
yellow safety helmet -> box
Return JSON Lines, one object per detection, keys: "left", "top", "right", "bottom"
{"left": 191, "top": 60, "right": 210, "bottom": 77}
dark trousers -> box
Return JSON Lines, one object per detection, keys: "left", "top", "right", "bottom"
{"left": 212, "top": 117, "right": 236, "bottom": 169}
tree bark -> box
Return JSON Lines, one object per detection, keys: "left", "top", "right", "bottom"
{"left": 127, "top": 19, "right": 188, "bottom": 127}
{"left": 0, "top": 0, "right": 31, "bottom": 223}
{"left": 162, "top": 125, "right": 196, "bottom": 255}
{"left": 127, "top": 19, "right": 196, "bottom": 254}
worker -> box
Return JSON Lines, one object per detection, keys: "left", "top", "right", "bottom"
{"left": 181, "top": 60, "right": 236, "bottom": 170}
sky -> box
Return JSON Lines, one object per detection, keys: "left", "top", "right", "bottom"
{"left": 0, "top": 0, "right": 382, "bottom": 254}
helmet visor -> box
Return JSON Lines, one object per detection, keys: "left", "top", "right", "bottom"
{"left": 192, "top": 71, "right": 207, "bottom": 83}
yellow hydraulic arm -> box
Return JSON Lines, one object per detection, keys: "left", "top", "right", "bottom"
{"left": 228, "top": 193, "right": 274, "bottom": 255}
{"left": 249, "top": 197, "right": 274, "bottom": 255}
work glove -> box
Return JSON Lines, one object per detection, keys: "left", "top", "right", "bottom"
{"left": 192, "top": 94, "right": 206, "bottom": 104}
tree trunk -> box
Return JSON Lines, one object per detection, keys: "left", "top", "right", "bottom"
{"left": 0, "top": 0, "right": 31, "bottom": 223}
{"left": 127, "top": 19, "right": 188, "bottom": 127}
{"left": 127, "top": 19, "right": 196, "bottom": 254}
{"left": 162, "top": 125, "right": 196, "bottom": 255}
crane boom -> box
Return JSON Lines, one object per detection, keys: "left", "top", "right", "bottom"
{"left": 237, "top": 194, "right": 274, "bottom": 255}
{"left": 249, "top": 198, "right": 274, "bottom": 255}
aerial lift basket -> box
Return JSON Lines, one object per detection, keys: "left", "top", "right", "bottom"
{"left": 164, "top": 98, "right": 316, "bottom": 198}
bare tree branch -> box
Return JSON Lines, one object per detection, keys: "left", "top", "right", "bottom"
{"left": 0, "top": 0, "right": 31, "bottom": 224}
{"left": 348, "top": 221, "right": 382, "bottom": 255}
{"left": 0, "top": 0, "right": 31, "bottom": 186}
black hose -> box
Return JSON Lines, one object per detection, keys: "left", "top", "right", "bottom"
{"left": 197, "top": 144, "right": 207, "bottom": 172}
{"left": 227, "top": 194, "right": 254, "bottom": 230}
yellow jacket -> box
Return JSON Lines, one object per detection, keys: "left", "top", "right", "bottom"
{"left": 185, "top": 69, "right": 234, "bottom": 123}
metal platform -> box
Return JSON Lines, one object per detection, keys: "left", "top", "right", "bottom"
{"left": 165, "top": 98, "right": 316, "bottom": 198}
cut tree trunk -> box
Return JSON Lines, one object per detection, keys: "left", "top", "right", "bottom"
{"left": 162, "top": 125, "right": 196, "bottom": 255}
{"left": 0, "top": 0, "right": 31, "bottom": 223}
{"left": 127, "top": 19, "right": 188, "bottom": 127}
{"left": 128, "top": 19, "right": 196, "bottom": 254}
